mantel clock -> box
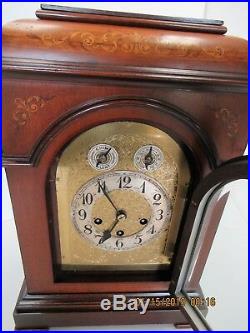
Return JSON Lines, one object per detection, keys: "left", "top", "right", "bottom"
{"left": 2, "top": 4, "right": 248, "bottom": 330}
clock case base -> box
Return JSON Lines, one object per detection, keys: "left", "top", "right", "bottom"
{"left": 14, "top": 282, "right": 189, "bottom": 330}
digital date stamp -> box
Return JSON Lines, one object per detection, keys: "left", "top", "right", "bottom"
{"left": 149, "top": 296, "right": 216, "bottom": 308}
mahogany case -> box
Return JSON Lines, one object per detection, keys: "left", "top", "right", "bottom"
{"left": 2, "top": 5, "right": 248, "bottom": 330}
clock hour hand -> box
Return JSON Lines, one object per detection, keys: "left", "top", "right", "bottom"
{"left": 98, "top": 211, "right": 127, "bottom": 244}
{"left": 98, "top": 230, "right": 112, "bottom": 244}
{"left": 98, "top": 181, "right": 119, "bottom": 214}
{"left": 98, "top": 218, "right": 118, "bottom": 244}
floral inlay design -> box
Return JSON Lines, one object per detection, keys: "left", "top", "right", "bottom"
{"left": 13, "top": 96, "right": 46, "bottom": 126}
{"left": 29, "top": 30, "right": 225, "bottom": 59}
{"left": 215, "top": 108, "right": 239, "bottom": 138}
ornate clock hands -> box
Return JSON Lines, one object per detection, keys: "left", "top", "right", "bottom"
{"left": 97, "top": 181, "right": 127, "bottom": 244}
{"left": 99, "top": 210, "right": 127, "bottom": 244}
{"left": 96, "top": 147, "right": 112, "bottom": 167}
{"left": 97, "top": 180, "right": 119, "bottom": 214}
{"left": 144, "top": 146, "right": 154, "bottom": 170}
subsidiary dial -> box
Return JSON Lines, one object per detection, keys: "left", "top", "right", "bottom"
{"left": 71, "top": 171, "right": 172, "bottom": 251}
{"left": 134, "top": 145, "right": 164, "bottom": 172}
{"left": 88, "top": 144, "right": 118, "bottom": 171}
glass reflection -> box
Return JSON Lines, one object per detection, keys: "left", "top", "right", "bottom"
{"left": 183, "top": 180, "right": 248, "bottom": 331}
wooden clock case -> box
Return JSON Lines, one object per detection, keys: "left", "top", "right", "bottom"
{"left": 2, "top": 5, "right": 248, "bottom": 330}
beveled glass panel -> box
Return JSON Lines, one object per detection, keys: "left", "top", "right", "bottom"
{"left": 182, "top": 180, "right": 248, "bottom": 331}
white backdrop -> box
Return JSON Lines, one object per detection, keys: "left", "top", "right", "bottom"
{"left": 2, "top": 2, "right": 248, "bottom": 331}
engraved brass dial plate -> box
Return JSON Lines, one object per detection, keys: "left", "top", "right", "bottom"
{"left": 53, "top": 122, "right": 190, "bottom": 270}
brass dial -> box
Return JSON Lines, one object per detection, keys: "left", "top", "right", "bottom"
{"left": 55, "top": 122, "right": 190, "bottom": 268}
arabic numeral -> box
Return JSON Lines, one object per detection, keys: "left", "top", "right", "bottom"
{"left": 84, "top": 224, "right": 92, "bottom": 234}
{"left": 82, "top": 193, "right": 93, "bottom": 205}
{"left": 140, "top": 181, "right": 146, "bottom": 193}
{"left": 116, "top": 239, "right": 124, "bottom": 249}
{"left": 118, "top": 175, "right": 132, "bottom": 189}
{"left": 135, "top": 234, "right": 143, "bottom": 244}
{"left": 147, "top": 225, "right": 156, "bottom": 234}
{"left": 78, "top": 209, "right": 87, "bottom": 220}
{"left": 153, "top": 193, "right": 162, "bottom": 205}
{"left": 156, "top": 209, "right": 164, "bottom": 221}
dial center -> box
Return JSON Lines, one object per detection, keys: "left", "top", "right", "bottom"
{"left": 117, "top": 209, "right": 127, "bottom": 220}
{"left": 144, "top": 155, "right": 154, "bottom": 165}
{"left": 97, "top": 153, "right": 108, "bottom": 164}
{"left": 92, "top": 189, "right": 151, "bottom": 237}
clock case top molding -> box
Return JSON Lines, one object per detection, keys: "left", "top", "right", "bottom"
{"left": 2, "top": 4, "right": 248, "bottom": 330}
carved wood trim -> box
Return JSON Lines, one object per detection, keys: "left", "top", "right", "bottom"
{"left": 37, "top": 4, "right": 226, "bottom": 36}
{"left": 36, "top": 9, "right": 227, "bottom": 35}
{"left": 14, "top": 285, "right": 187, "bottom": 329}
{"left": 3, "top": 58, "right": 247, "bottom": 86}
{"left": 17, "top": 283, "right": 177, "bottom": 312}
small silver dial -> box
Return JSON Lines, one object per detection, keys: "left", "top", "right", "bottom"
{"left": 134, "top": 145, "right": 164, "bottom": 172}
{"left": 88, "top": 144, "right": 118, "bottom": 171}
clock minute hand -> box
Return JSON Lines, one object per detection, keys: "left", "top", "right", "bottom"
{"left": 98, "top": 181, "right": 119, "bottom": 214}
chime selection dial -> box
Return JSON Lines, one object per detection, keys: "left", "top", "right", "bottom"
{"left": 71, "top": 171, "right": 172, "bottom": 251}
{"left": 134, "top": 145, "right": 164, "bottom": 172}
{"left": 88, "top": 144, "right": 118, "bottom": 171}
